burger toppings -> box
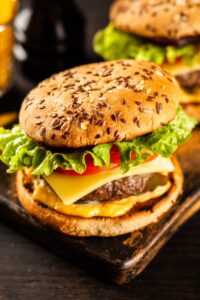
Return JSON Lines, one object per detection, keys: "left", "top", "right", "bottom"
{"left": 0, "top": 105, "right": 195, "bottom": 215}
{"left": 43, "top": 156, "right": 174, "bottom": 205}
{"left": 31, "top": 172, "right": 172, "bottom": 218}
{"left": 0, "top": 107, "right": 196, "bottom": 176}
{"left": 56, "top": 146, "right": 124, "bottom": 176}
{"left": 79, "top": 173, "right": 167, "bottom": 202}
{"left": 94, "top": 23, "right": 200, "bottom": 66}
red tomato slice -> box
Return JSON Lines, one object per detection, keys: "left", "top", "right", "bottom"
{"left": 57, "top": 163, "right": 118, "bottom": 176}
{"left": 56, "top": 146, "right": 135, "bottom": 176}
{"left": 175, "top": 57, "right": 183, "bottom": 65}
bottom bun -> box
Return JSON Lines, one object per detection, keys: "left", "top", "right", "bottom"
{"left": 16, "top": 156, "right": 183, "bottom": 237}
{"left": 182, "top": 103, "right": 200, "bottom": 123}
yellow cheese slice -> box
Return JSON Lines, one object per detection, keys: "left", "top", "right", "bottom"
{"left": 43, "top": 157, "right": 174, "bottom": 206}
{"left": 34, "top": 179, "right": 171, "bottom": 218}
{"left": 179, "top": 86, "right": 200, "bottom": 103}
{"left": 163, "top": 61, "right": 200, "bottom": 77}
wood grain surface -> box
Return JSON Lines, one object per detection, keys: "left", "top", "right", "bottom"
{"left": 0, "top": 212, "right": 200, "bottom": 300}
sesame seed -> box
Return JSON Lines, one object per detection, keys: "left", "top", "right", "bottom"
{"left": 107, "top": 127, "right": 111, "bottom": 134}
{"left": 138, "top": 107, "right": 145, "bottom": 113}
{"left": 66, "top": 111, "right": 73, "bottom": 115}
{"left": 111, "top": 114, "right": 116, "bottom": 121}
{"left": 50, "top": 118, "right": 60, "bottom": 128}
{"left": 95, "top": 120, "right": 104, "bottom": 126}
{"left": 35, "top": 121, "right": 43, "bottom": 125}
{"left": 121, "top": 99, "right": 126, "bottom": 105}
{"left": 51, "top": 134, "right": 56, "bottom": 140}
{"left": 155, "top": 71, "right": 164, "bottom": 77}
{"left": 39, "top": 126, "right": 46, "bottom": 137}
{"left": 133, "top": 116, "right": 141, "bottom": 128}
{"left": 114, "top": 130, "right": 120, "bottom": 140}
{"left": 135, "top": 80, "right": 144, "bottom": 91}
{"left": 146, "top": 88, "right": 152, "bottom": 95}
{"left": 50, "top": 113, "right": 58, "bottom": 118}
{"left": 80, "top": 120, "right": 89, "bottom": 130}
{"left": 116, "top": 111, "right": 122, "bottom": 119}
{"left": 24, "top": 103, "right": 32, "bottom": 111}
{"left": 156, "top": 102, "right": 163, "bottom": 114}
{"left": 76, "top": 98, "right": 83, "bottom": 104}
{"left": 142, "top": 107, "right": 153, "bottom": 114}
{"left": 39, "top": 99, "right": 45, "bottom": 104}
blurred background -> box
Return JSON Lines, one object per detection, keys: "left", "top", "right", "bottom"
{"left": 0, "top": 0, "right": 113, "bottom": 121}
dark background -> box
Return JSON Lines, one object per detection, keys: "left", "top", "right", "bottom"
{"left": 0, "top": 1, "right": 200, "bottom": 299}
{"left": 75, "top": 0, "right": 113, "bottom": 58}
{"left": 19, "top": 0, "right": 114, "bottom": 60}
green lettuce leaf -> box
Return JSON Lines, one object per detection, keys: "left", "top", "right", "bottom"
{"left": 94, "top": 23, "right": 200, "bottom": 66}
{"left": 0, "top": 107, "right": 196, "bottom": 176}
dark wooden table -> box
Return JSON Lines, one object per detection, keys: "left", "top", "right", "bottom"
{"left": 1, "top": 0, "right": 200, "bottom": 299}
{"left": 1, "top": 214, "right": 200, "bottom": 299}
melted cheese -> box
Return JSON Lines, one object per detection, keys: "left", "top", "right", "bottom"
{"left": 34, "top": 180, "right": 171, "bottom": 218}
{"left": 43, "top": 157, "right": 174, "bottom": 206}
{"left": 163, "top": 61, "right": 200, "bottom": 77}
{"left": 163, "top": 61, "right": 200, "bottom": 103}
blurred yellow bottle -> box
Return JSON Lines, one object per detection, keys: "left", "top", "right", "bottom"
{"left": 0, "top": 0, "right": 18, "bottom": 97}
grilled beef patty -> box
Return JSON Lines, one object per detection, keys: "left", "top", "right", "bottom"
{"left": 176, "top": 70, "right": 200, "bottom": 89}
{"left": 80, "top": 173, "right": 168, "bottom": 202}
{"left": 140, "top": 35, "right": 200, "bottom": 47}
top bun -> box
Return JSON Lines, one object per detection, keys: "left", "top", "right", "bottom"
{"left": 19, "top": 60, "right": 180, "bottom": 148}
{"left": 110, "top": 0, "right": 200, "bottom": 40}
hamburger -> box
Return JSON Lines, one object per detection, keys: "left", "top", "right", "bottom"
{"left": 0, "top": 60, "right": 196, "bottom": 236}
{"left": 94, "top": 0, "right": 200, "bottom": 121}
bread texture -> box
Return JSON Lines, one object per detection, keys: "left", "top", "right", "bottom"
{"left": 16, "top": 157, "right": 183, "bottom": 237}
{"left": 110, "top": 0, "right": 200, "bottom": 40}
{"left": 19, "top": 60, "right": 180, "bottom": 148}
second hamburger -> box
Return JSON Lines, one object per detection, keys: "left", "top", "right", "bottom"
{"left": 94, "top": 0, "right": 200, "bottom": 121}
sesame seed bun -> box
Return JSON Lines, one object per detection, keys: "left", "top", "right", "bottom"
{"left": 110, "top": 0, "right": 200, "bottom": 40}
{"left": 19, "top": 60, "right": 180, "bottom": 148}
{"left": 16, "top": 156, "right": 183, "bottom": 237}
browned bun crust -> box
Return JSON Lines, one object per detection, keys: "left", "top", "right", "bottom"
{"left": 182, "top": 103, "right": 200, "bottom": 123}
{"left": 110, "top": 0, "right": 200, "bottom": 40}
{"left": 16, "top": 157, "right": 183, "bottom": 237}
{"left": 19, "top": 60, "right": 179, "bottom": 148}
